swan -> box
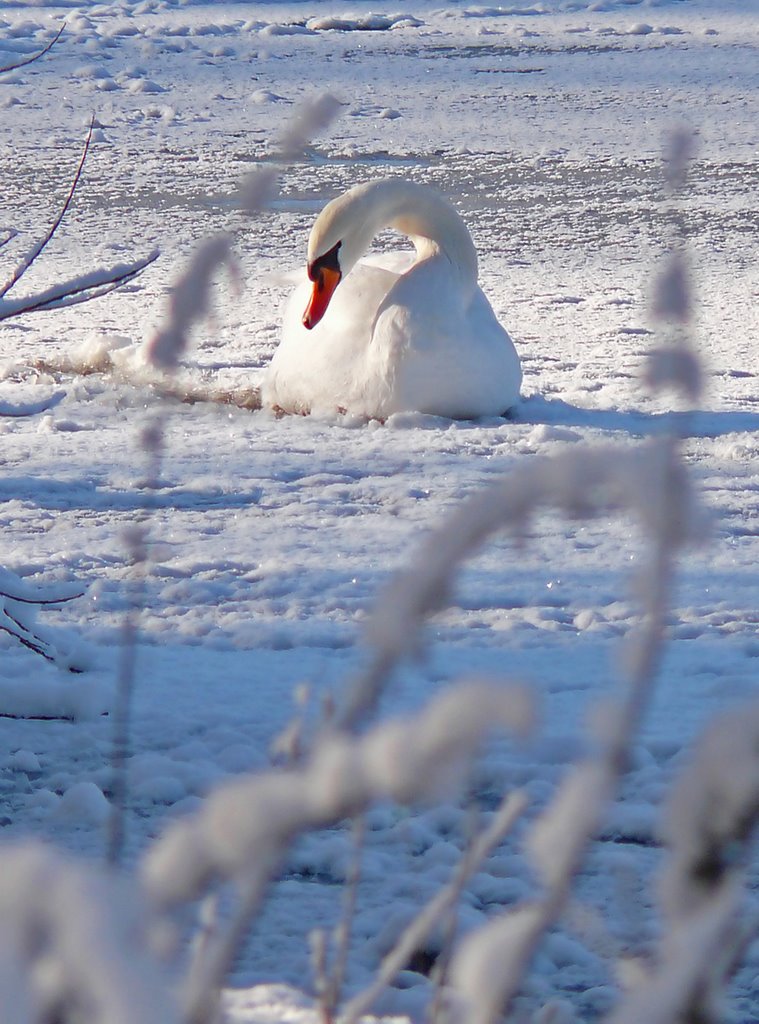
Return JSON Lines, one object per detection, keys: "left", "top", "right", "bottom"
{"left": 262, "top": 178, "right": 522, "bottom": 420}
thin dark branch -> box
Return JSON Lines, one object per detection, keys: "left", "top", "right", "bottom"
{"left": 0, "top": 625, "right": 55, "bottom": 662}
{"left": 0, "top": 612, "right": 56, "bottom": 664}
{"left": 0, "top": 228, "right": 18, "bottom": 252}
{"left": 1, "top": 572, "right": 85, "bottom": 670}
{"left": 0, "top": 23, "right": 65, "bottom": 75}
{"left": 0, "top": 712, "right": 77, "bottom": 721}
{"left": 0, "top": 587, "right": 85, "bottom": 607}
{"left": 0, "top": 114, "right": 95, "bottom": 300}
{"left": 0, "top": 250, "right": 160, "bottom": 321}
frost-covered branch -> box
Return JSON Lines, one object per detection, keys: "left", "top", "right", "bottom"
{"left": 0, "top": 843, "right": 180, "bottom": 1024}
{"left": 0, "top": 566, "right": 85, "bottom": 670}
{"left": 122, "top": 95, "right": 339, "bottom": 873}
{"left": 445, "top": 127, "right": 707, "bottom": 1024}
{"left": 104, "top": 91, "right": 340, "bottom": 888}
{"left": 0, "top": 119, "right": 158, "bottom": 322}
{"left": 446, "top": 429, "right": 699, "bottom": 1024}
{"left": 340, "top": 436, "right": 705, "bottom": 735}
{"left": 644, "top": 128, "right": 700, "bottom": 405}
{"left": 142, "top": 681, "right": 534, "bottom": 1023}
{"left": 143, "top": 235, "right": 236, "bottom": 371}
{"left": 1, "top": 116, "right": 96, "bottom": 301}
{"left": 342, "top": 788, "right": 529, "bottom": 1024}
{"left": 0, "top": 252, "right": 160, "bottom": 321}
{"left": 334, "top": 428, "right": 704, "bottom": 1024}
{"left": 610, "top": 703, "right": 759, "bottom": 1024}
{"left": 0, "top": 23, "right": 64, "bottom": 75}
{"left": 238, "top": 92, "right": 341, "bottom": 214}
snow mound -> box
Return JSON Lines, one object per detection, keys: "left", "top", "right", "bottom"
{"left": 306, "top": 14, "right": 423, "bottom": 32}
{"left": 53, "top": 781, "right": 110, "bottom": 826}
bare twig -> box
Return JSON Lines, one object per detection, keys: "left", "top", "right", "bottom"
{"left": 0, "top": 117, "right": 159, "bottom": 323}
{"left": 0, "top": 251, "right": 159, "bottom": 321}
{"left": 0, "top": 613, "right": 56, "bottom": 663}
{"left": 0, "top": 228, "right": 18, "bottom": 252}
{"left": 0, "top": 586, "right": 85, "bottom": 607}
{"left": 0, "top": 576, "right": 85, "bottom": 669}
{"left": 1, "top": 115, "right": 95, "bottom": 301}
{"left": 0, "top": 23, "right": 64, "bottom": 75}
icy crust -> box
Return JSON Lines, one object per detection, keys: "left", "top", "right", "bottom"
{"left": 2, "top": 1, "right": 757, "bottom": 163}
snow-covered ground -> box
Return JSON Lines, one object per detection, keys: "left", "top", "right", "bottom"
{"left": 1, "top": 0, "right": 758, "bottom": 1021}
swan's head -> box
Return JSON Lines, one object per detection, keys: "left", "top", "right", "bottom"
{"left": 302, "top": 185, "right": 380, "bottom": 330}
{"left": 303, "top": 239, "right": 342, "bottom": 331}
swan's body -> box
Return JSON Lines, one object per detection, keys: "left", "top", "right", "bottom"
{"left": 262, "top": 179, "right": 522, "bottom": 420}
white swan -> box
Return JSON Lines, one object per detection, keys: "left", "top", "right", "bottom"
{"left": 262, "top": 178, "right": 522, "bottom": 420}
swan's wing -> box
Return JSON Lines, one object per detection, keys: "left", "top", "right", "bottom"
{"left": 372, "top": 265, "right": 522, "bottom": 418}
{"left": 360, "top": 250, "right": 416, "bottom": 275}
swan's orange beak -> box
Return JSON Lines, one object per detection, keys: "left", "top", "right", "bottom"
{"left": 303, "top": 266, "right": 341, "bottom": 330}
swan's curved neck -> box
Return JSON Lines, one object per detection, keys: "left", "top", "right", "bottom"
{"left": 313, "top": 179, "right": 479, "bottom": 290}
{"left": 381, "top": 180, "right": 478, "bottom": 284}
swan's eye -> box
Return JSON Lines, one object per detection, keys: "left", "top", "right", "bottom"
{"left": 307, "top": 240, "right": 342, "bottom": 285}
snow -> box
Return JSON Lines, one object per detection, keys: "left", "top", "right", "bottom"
{"left": 53, "top": 779, "right": 111, "bottom": 824}
{"left": 1, "top": 0, "right": 758, "bottom": 1021}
